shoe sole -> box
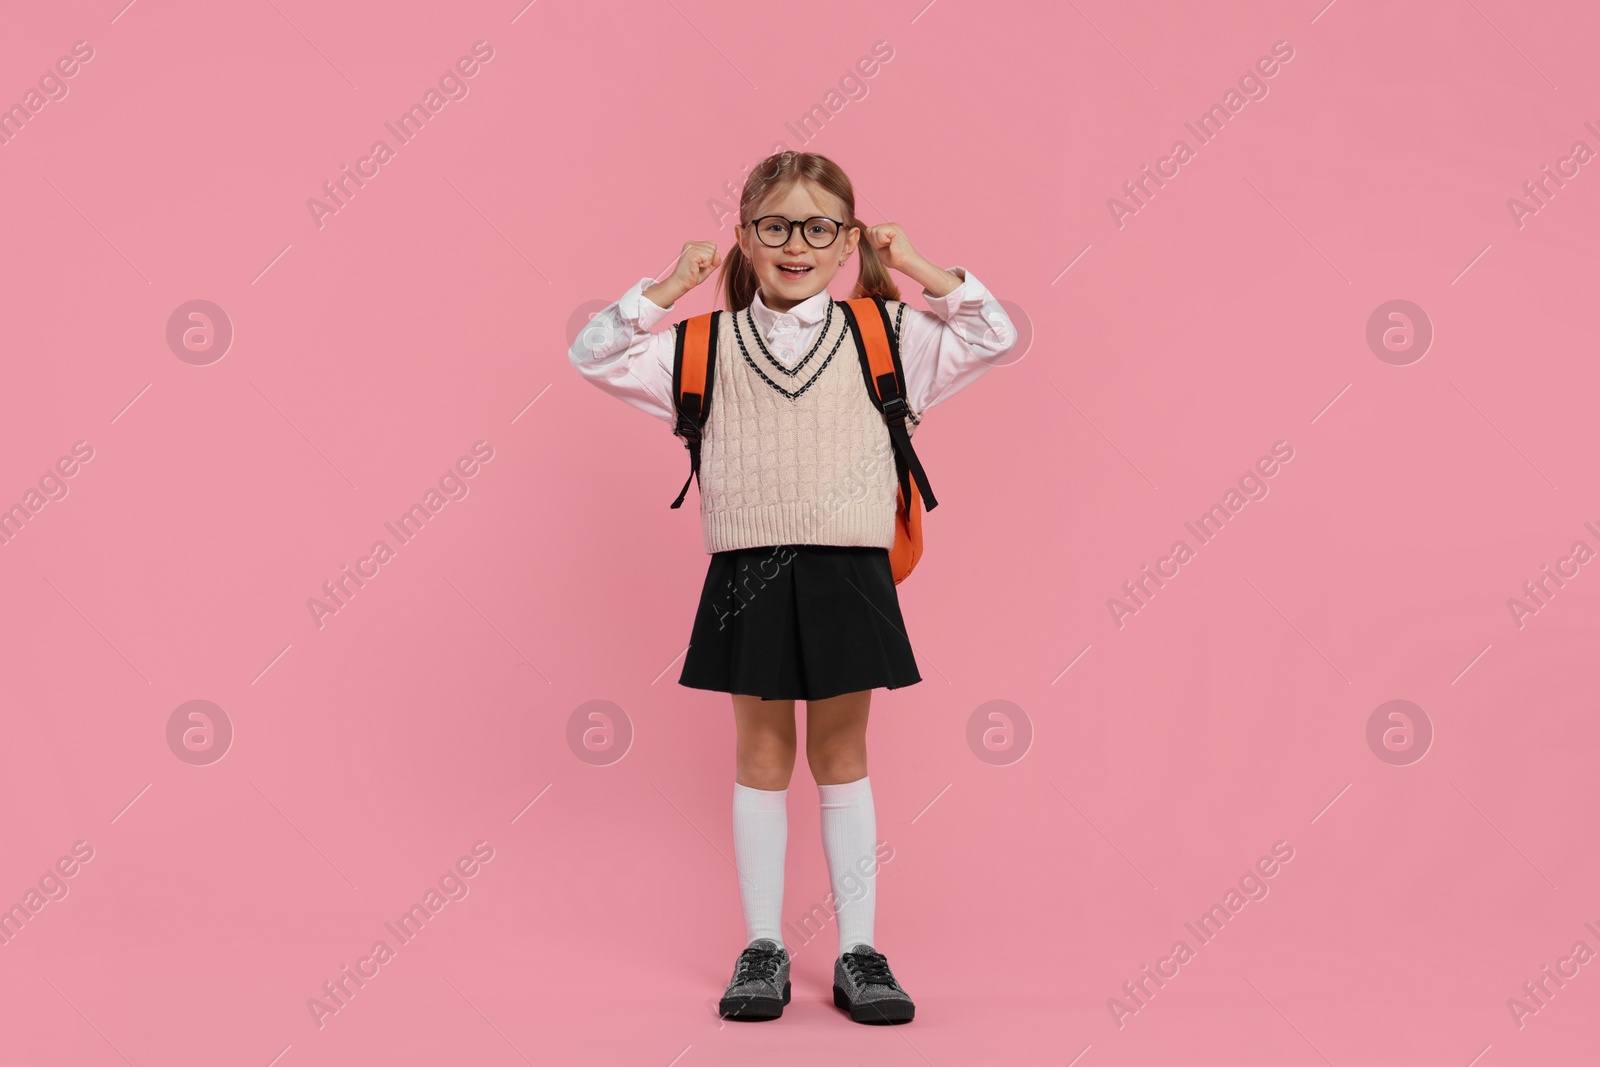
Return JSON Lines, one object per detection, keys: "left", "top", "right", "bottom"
{"left": 720, "top": 979, "right": 791, "bottom": 1021}
{"left": 833, "top": 984, "right": 915, "bottom": 1024}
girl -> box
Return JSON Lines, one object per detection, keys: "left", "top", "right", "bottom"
{"left": 568, "top": 151, "right": 1016, "bottom": 1024}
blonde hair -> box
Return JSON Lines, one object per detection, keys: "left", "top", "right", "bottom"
{"left": 719, "top": 151, "right": 900, "bottom": 313}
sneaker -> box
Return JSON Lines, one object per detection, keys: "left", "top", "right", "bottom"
{"left": 832, "top": 943, "right": 915, "bottom": 1023}
{"left": 719, "top": 938, "right": 791, "bottom": 1021}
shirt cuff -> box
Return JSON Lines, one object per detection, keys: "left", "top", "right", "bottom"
{"left": 619, "top": 277, "right": 676, "bottom": 329}
{"left": 922, "top": 266, "right": 986, "bottom": 317}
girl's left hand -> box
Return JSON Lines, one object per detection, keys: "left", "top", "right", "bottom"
{"left": 862, "top": 223, "right": 924, "bottom": 273}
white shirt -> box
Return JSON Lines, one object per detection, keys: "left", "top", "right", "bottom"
{"left": 567, "top": 266, "right": 1016, "bottom": 426}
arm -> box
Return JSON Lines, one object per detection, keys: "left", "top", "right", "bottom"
{"left": 566, "top": 278, "right": 680, "bottom": 427}
{"left": 894, "top": 265, "right": 1018, "bottom": 419}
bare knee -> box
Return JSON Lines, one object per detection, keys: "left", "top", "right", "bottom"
{"left": 739, "top": 734, "right": 797, "bottom": 789}
{"left": 734, "top": 697, "right": 798, "bottom": 790}
{"left": 805, "top": 691, "right": 870, "bottom": 784}
{"left": 806, "top": 734, "right": 867, "bottom": 785}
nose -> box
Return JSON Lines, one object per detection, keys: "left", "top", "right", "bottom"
{"left": 782, "top": 222, "right": 809, "bottom": 254}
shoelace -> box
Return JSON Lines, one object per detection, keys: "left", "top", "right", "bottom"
{"left": 843, "top": 950, "right": 899, "bottom": 988}
{"left": 735, "top": 944, "right": 784, "bottom": 983}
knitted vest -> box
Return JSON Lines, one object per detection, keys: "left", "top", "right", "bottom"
{"left": 698, "top": 302, "right": 915, "bottom": 554}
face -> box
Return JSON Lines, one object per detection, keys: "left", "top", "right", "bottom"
{"left": 736, "top": 181, "right": 860, "bottom": 313}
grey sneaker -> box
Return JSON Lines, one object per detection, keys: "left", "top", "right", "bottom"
{"left": 832, "top": 943, "right": 915, "bottom": 1023}
{"left": 719, "top": 938, "right": 791, "bottom": 1021}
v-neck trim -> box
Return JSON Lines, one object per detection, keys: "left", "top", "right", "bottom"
{"left": 730, "top": 305, "right": 847, "bottom": 402}
{"left": 745, "top": 301, "right": 835, "bottom": 378}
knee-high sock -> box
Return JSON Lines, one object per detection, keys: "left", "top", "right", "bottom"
{"left": 732, "top": 782, "right": 788, "bottom": 948}
{"left": 817, "top": 774, "right": 877, "bottom": 955}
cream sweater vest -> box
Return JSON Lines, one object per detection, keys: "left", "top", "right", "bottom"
{"left": 698, "top": 302, "right": 916, "bottom": 554}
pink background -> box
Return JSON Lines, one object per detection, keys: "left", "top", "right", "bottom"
{"left": 2, "top": 0, "right": 1597, "bottom": 1063}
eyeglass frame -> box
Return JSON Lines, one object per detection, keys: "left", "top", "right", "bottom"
{"left": 742, "top": 214, "right": 850, "bottom": 249}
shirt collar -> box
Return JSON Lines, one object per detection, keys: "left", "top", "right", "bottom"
{"left": 749, "top": 286, "right": 832, "bottom": 334}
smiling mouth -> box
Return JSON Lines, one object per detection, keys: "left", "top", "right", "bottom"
{"left": 778, "top": 265, "right": 813, "bottom": 276}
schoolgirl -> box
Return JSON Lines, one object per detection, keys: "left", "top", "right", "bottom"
{"left": 568, "top": 151, "right": 1016, "bottom": 1024}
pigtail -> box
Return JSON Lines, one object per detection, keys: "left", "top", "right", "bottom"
{"left": 847, "top": 216, "right": 901, "bottom": 303}
{"left": 719, "top": 239, "right": 761, "bottom": 314}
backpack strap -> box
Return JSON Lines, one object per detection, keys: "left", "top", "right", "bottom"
{"left": 838, "top": 297, "right": 938, "bottom": 512}
{"left": 669, "top": 310, "right": 721, "bottom": 508}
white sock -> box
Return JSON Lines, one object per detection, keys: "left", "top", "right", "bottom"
{"left": 732, "top": 782, "right": 788, "bottom": 949}
{"left": 817, "top": 774, "right": 878, "bottom": 956}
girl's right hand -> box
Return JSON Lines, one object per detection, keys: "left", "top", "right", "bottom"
{"left": 671, "top": 240, "right": 721, "bottom": 290}
{"left": 644, "top": 241, "right": 721, "bottom": 309}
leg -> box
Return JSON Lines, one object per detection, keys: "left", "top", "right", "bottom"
{"left": 732, "top": 693, "right": 797, "bottom": 789}
{"left": 806, "top": 690, "right": 880, "bottom": 955}
{"left": 730, "top": 694, "right": 797, "bottom": 949}
{"left": 804, "top": 689, "right": 871, "bottom": 784}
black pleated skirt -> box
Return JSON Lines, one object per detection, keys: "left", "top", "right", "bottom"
{"left": 678, "top": 543, "right": 923, "bottom": 702}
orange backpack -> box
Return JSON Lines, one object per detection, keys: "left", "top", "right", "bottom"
{"left": 667, "top": 296, "right": 937, "bottom": 584}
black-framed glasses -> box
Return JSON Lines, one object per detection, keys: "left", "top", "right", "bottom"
{"left": 745, "top": 215, "right": 845, "bottom": 249}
